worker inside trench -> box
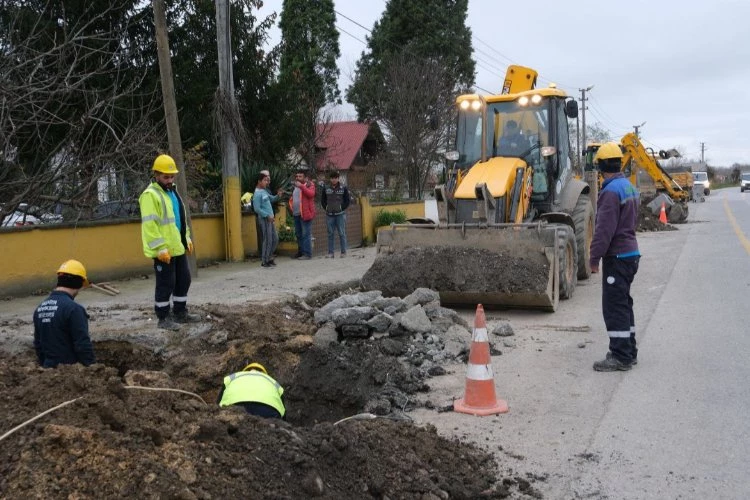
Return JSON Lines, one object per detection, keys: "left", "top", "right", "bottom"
{"left": 88, "top": 297, "right": 428, "bottom": 427}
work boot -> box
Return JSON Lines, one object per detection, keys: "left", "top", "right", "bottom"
{"left": 157, "top": 317, "right": 181, "bottom": 331}
{"left": 607, "top": 351, "right": 637, "bottom": 365}
{"left": 593, "top": 355, "right": 632, "bottom": 372}
{"left": 173, "top": 311, "right": 201, "bottom": 324}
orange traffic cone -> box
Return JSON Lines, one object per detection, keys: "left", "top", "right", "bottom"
{"left": 659, "top": 202, "right": 668, "bottom": 224}
{"left": 454, "top": 304, "right": 509, "bottom": 416}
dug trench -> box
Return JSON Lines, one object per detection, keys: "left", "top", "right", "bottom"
{"left": 0, "top": 284, "right": 542, "bottom": 499}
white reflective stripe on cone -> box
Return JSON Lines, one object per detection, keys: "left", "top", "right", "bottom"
{"left": 466, "top": 363, "right": 494, "bottom": 381}
{"left": 608, "top": 330, "right": 631, "bottom": 338}
{"left": 472, "top": 327, "right": 488, "bottom": 342}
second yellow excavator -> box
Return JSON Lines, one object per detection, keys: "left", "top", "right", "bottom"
{"left": 584, "top": 133, "right": 690, "bottom": 222}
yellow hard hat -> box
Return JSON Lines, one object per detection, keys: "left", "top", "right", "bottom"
{"left": 152, "top": 154, "right": 179, "bottom": 174}
{"left": 57, "top": 259, "right": 89, "bottom": 287}
{"left": 593, "top": 142, "right": 623, "bottom": 164}
{"left": 241, "top": 192, "right": 253, "bottom": 204}
{"left": 242, "top": 362, "right": 267, "bottom": 374}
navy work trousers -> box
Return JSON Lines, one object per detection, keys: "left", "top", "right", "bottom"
{"left": 154, "top": 254, "right": 191, "bottom": 319}
{"left": 602, "top": 256, "right": 639, "bottom": 363}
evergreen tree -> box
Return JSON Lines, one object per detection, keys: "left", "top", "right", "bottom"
{"left": 347, "top": 0, "right": 475, "bottom": 121}
{"left": 276, "top": 0, "right": 340, "bottom": 170}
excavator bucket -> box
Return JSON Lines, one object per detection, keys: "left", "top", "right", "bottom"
{"left": 361, "top": 223, "right": 560, "bottom": 311}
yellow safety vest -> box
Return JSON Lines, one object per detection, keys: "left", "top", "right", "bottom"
{"left": 138, "top": 182, "right": 191, "bottom": 258}
{"left": 219, "top": 371, "right": 285, "bottom": 417}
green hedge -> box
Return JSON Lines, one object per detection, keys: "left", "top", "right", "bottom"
{"left": 375, "top": 208, "right": 407, "bottom": 227}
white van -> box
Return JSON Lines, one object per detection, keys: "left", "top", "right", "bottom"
{"left": 693, "top": 171, "right": 710, "bottom": 196}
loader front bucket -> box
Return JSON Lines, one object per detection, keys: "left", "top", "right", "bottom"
{"left": 361, "top": 223, "right": 559, "bottom": 311}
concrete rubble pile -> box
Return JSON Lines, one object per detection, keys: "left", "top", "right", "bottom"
{"left": 312, "top": 287, "right": 515, "bottom": 376}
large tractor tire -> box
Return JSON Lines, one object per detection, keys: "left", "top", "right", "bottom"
{"left": 557, "top": 225, "right": 578, "bottom": 300}
{"left": 572, "top": 194, "right": 594, "bottom": 280}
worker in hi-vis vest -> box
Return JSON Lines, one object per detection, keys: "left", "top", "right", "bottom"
{"left": 138, "top": 154, "right": 200, "bottom": 331}
{"left": 218, "top": 362, "right": 286, "bottom": 419}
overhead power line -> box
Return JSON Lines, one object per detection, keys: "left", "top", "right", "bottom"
{"left": 334, "top": 8, "right": 492, "bottom": 93}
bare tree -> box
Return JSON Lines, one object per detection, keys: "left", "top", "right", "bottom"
{"left": 362, "top": 52, "right": 456, "bottom": 199}
{"left": 0, "top": 1, "right": 163, "bottom": 224}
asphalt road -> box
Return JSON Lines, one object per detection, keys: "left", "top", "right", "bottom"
{"left": 413, "top": 188, "right": 750, "bottom": 499}
{"left": 574, "top": 188, "right": 750, "bottom": 499}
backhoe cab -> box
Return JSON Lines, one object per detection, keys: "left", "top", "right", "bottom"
{"left": 364, "top": 65, "right": 595, "bottom": 311}
{"left": 447, "top": 81, "right": 581, "bottom": 225}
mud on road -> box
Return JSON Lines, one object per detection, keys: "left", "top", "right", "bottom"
{"left": 0, "top": 287, "right": 541, "bottom": 499}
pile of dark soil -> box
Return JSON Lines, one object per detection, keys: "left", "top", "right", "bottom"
{"left": 0, "top": 300, "right": 541, "bottom": 498}
{"left": 637, "top": 203, "right": 676, "bottom": 232}
{"left": 285, "top": 341, "right": 428, "bottom": 424}
{"left": 361, "top": 246, "right": 549, "bottom": 298}
{"left": 0, "top": 362, "right": 518, "bottom": 499}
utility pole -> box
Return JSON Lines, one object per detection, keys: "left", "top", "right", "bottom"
{"left": 579, "top": 86, "right": 593, "bottom": 157}
{"left": 700, "top": 142, "right": 706, "bottom": 164}
{"left": 579, "top": 85, "right": 595, "bottom": 212}
{"left": 215, "top": 0, "right": 244, "bottom": 261}
{"left": 576, "top": 115, "right": 583, "bottom": 170}
{"left": 153, "top": 0, "right": 197, "bottom": 276}
{"left": 633, "top": 121, "right": 646, "bottom": 138}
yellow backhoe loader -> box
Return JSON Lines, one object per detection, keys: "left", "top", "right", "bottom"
{"left": 584, "top": 133, "right": 690, "bottom": 222}
{"left": 361, "top": 66, "right": 595, "bottom": 311}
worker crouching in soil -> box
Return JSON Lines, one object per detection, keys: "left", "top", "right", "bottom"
{"left": 218, "top": 363, "right": 286, "bottom": 419}
{"left": 33, "top": 260, "right": 96, "bottom": 368}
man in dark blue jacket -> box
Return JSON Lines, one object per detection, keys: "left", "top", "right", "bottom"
{"left": 33, "top": 260, "right": 96, "bottom": 368}
{"left": 321, "top": 170, "right": 351, "bottom": 258}
{"left": 589, "top": 143, "right": 641, "bottom": 372}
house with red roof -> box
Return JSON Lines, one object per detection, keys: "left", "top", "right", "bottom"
{"left": 311, "top": 121, "right": 389, "bottom": 192}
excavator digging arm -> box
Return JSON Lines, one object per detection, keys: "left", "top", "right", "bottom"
{"left": 620, "top": 132, "right": 689, "bottom": 203}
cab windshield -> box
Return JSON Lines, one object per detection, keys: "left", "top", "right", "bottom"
{"left": 742, "top": 173, "right": 750, "bottom": 181}
{"left": 693, "top": 172, "right": 708, "bottom": 182}
{"left": 455, "top": 99, "right": 550, "bottom": 169}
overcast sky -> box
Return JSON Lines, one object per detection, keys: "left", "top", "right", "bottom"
{"left": 258, "top": 0, "right": 750, "bottom": 167}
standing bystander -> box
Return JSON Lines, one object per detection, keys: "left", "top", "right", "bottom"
{"left": 255, "top": 169, "right": 271, "bottom": 256}
{"left": 321, "top": 171, "right": 350, "bottom": 258}
{"left": 289, "top": 169, "right": 316, "bottom": 259}
{"left": 589, "top": 142, "right": 641, "bottom": 372}
{"left": 253, "top": 172, "right": 283, "bottom": 268}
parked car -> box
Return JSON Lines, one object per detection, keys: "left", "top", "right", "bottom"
{"left": 93, "top": 200, "right": 140, "bottom": 220}
{"left": 693, "top": 171, "right": 710, "bottom": 196}
{"left": 1, "top": 203, "right": 62, "bottom": 228}
{"left": 740, "top": 173, "right": 750, "bottom": 193}
{"left": 2, "top": 210, "right": 40, "bottom": 227}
